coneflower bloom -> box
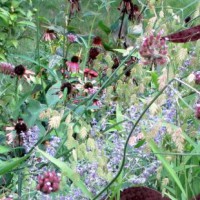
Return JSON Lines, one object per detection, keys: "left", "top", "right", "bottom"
{"left": 5, "top": 118, "right": 28, "bottom": 146}
{"left": 57, "top": 82, "right": 73, "bottom": 98}
{"left": 14, "top": 65, "right": 35, "bottom": 80}
{"left": 93, "top": 99, "right": 102, "bottom": 107}
{"left": 42, "top": 29, "right": 57, "bottom": 41}
{"left": 83, "top": 82, "right": 98, "bottom": 95}
{"left": 66, "top": 56, "right": 80, "bottom": 73}
{"left": 0, "top": 62, "right": 15, "bottom": 76}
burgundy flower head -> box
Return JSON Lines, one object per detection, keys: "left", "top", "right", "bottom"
{"left": 139, "top": 31, "right": 168, "bottom": 66}
{"left": 106, "top": 187, "right": 170, "bottom": 200}
{"left": 89, "top": 47, "right": 101, "bottom": 60}
{"left": 36, "top": 171, "right": 60, "bottom": 194}
{"left": 92, "top": 36, "right": 102, "bottom": 46}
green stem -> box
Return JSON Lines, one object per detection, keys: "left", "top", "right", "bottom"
{"left": 18, "top": 171, "right": 23, "bottom": 200}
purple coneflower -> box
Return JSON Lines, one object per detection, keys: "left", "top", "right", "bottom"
{"left": 14, "top": 65, "right": 35, "bottom": 80}
{"left": 66, "top": 56, "right": 80, "bottom": 73}
{"left": 43, "top": 29, "right": 57, "bottom": 41}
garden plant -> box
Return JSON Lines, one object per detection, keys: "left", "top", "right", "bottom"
{"left": 0, "top": 0, "right": 200, "bottom": 200}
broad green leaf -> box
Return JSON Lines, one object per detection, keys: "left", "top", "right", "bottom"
{"left": 46, "top": 82, "right": 61, "bottom": 106}
{"left": 148, "top": 140, "right": 187, "bottom": 198}
{"left": 0, "top": 156, "right": 28, "bottom": 175}
{"left": 0, "top": 145, "right": 11, "bottom": 154}
{"left": 37, "top": 148, "right": 93, "bottom": 199}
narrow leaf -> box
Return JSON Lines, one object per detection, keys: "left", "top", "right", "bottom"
{"left": 0, "top": 156, "right": 28, "bottom": 175}
{"left": 148, "top": 140, "right": 187, "bottom": 198}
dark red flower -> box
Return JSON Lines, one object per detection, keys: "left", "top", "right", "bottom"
{"left": 102, "top": 187, "right": 170, "bottom": 200}
{"left": 89, "top": 69, "right": 98, "bottom": 78}
{"left": 36, "top": 171, "right": 61, "bottom": 194}
{"left": 162, "top": 25, "right": 200, "bottom": 43}
{"left": 89, "top": 47, "right": 101, "bottom": 60}
{"left": 92, "top": 36, "right": 102, "bottom": 46}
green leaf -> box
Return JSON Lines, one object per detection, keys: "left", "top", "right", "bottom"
{"left": 98, "top": 20, "right": 111, "bottom": 34}
{"left": 151, "top": 72, "right": 159, "bottom": 89}
{"left": 18, "top": 20, "right": 36, "bottom": 28}
{"left": 148, "top": 140, "right": 187, "bottom": 198}
{"left": 0, "top": 145, "right": 11, "bottom": 154}
{"left": 116, "top": 103, "right": 123, "bottom": 123}
{"left": 0, "top": 156, "right": 28, "bottom": 175}
{"left": 134, "top": 139, "right": 145, "bottom": 148}
{"left": 46, "top": 82, "right": 61, "bottom": 106}
{"left": 37, "top": 148, "right": 93, "bottom": 199}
